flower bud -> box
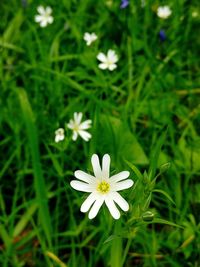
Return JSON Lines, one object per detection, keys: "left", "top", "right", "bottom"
{"left": 142, "top": 211, "right": 154, "bottom": 222}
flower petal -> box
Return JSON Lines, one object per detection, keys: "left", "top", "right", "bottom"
{"left": 108, "top": 64, "right": 117, "bottom": 71}
{"left": 97, "top": 53, "right": 107, "bottom": 63}
{"left": 88, "top": 197, "right": 104, "bottom": 219}
{"left": 110, "top": 171, "right": 130, "bottom": 183}
{"left": 91, "top": 154, "right": 102, "bottom": 178}
{"left": 74, "top": 112, "right": 83, "bottom": 124}
{"left": 37, "top": 6, "right": 45, "bottom": 15}
{"left": 102, "top": 154, "right": 110, "bottom": 179}
{"left": 105, "top": 197, "right": 120, "bottom": 219}
{"left": 114, "top": 179, "right": 134, "bottom": 191}
{"left": 78, "top": 130, "right": 91, "bottom": 141}
{"left": 74, "top": 170, "right": 96, "bottom": 183}
{"left": 40, "top": 19, "right": 48, "bottom": 27}
{"left": 35, "top": 15, "right": 42, "bottom": 22}
{"left": 111, "top": 192, "right": 129, "bottom": 211}
{"left": 47, "top": 16, "right": 54, "bottom": 24}
{"left": 98, "top": 63, "right": 108, "bottom": 70}
{"left": 79, "top": 120, "right": 92, "bottom": 130}
{"left": 72, "top": 131, "right": 78, "bottom": 141}
{"left": 81, "top": 192, "right": 98, "bottom": 213}
{"left": 46, "top": 6, "right": 52, "bottom": 14}
{"left": 70, "top": 180, "right": 93, "bottom": 192}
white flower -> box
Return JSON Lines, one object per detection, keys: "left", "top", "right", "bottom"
{"left": 35, "top": 6, "right": 54, "bottom": 27}
{"left": 70, "top": 154, "right": 134, "bottom": 219}
{"left": 97, "top": 49, "right": 118, "bottom": 71}
{"left": 83, "top": 32, "right": 98, "bottom": 46}
{"left": 157, "top": 6, "right": 172, "bottom": 19}
{"left": 55, "top": 128, "right": 65, "bottom": 143}
{"left": 67, "top": 112, "right": 92, "bottom": 142}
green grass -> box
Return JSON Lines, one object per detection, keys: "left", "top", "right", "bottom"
{"left": 0, "top": 0, "right": 200, "bottom": 266}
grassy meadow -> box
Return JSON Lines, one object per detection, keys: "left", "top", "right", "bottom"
{"left": 0, "top": 0, "right": 200, "bottom": 266}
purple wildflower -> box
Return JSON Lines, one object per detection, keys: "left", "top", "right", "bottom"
{"left": 120, "top": 0, "right": 129, "bottom": 9}
{"left": 159, "top": 30, "right": 166, "bottom": 42}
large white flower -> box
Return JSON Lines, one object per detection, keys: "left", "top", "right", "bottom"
{"left": 70, "top": 154, "right": 134, "bottom": 219}
{"left": 97, "top": 50, "right": 118, "bottom": 71}
{"left": 35, "top": 6, "right": 54, "bottom": 27}
{"left": 157, "top": 6, "right": 172, "bottom": 19}
{"left": 67, "top": 112, "right": 92, "bottom": 142}
{"left": 55, "top": 128, "right": 65, "bottom": 143}
{"left": 83, "top": 32, "right": 98, "bottom": 46}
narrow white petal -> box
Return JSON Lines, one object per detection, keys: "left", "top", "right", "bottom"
{"left": 98, "top": 63, "right": 108, "bottom": 70}
{"left": 108, "top": 64, "right": 117, "bottom": 71}
{"left": 111, "top": 192, "right": 129, "bottom": 211}
{"left": 72, "top": 131, "right": 78, "bottom": 141}
{"left": 47, "top": 16, "right": 54, "bottom": 24}
{"left": 105, "top": 197, "right": 120, "bottom": 219}
{"left": 91, "top": 154, "right": 102, "bottom": 178}
{"left": 37, "top": 6, "right": 45, "bottom": 15}
{"left": 81, "top": 192, "right": 98, "bottom": 213}
{"left": 78, "top": 130, "right": 91, "bottom": 141}
{"left": 70, "top": 181, "right": 93, "bottom": 192}
{"left": 35, "top": 15, "right": 42, "bottom": 22}
{"left": 110, "top": 171, "right": 130, "bottom": 183}
{"left": 79, "top": 120, "right": 92, "bottom": 130}
{"left": 46, "top": 6, "right": 52, "bottom": 14}
{"left": 88, "top": 198, "right": 104, "bottom": 219}
{"left": 40, "top": 20, "right": 48, "bottom": 27}
{"left": 107, "top": 49, "right": 116, "bottom": 60}
{"left": 97, "top": 53, "right": 107, "bottom": 63}
{"left": 74, "top": 112, "right": 82, "bottom": 124}
{"left": 74, "top": 170, "right": 95, "bottom": 183}
{"left": 102, "top": 154, "right": 110, "bottom": 179}
{"left": 114, "top": 179, "right": 134, "bottom": 191}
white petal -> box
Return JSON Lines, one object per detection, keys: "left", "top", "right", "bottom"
{"left": 70, "top": 181, "right": 93, "bottom": 192}
{"left": 46, "top": 6, "right": 52, "bottom": 14}
{"left": 74, "top": 112, "right": 82, "bottom": 124}
{"left": 67, "top": 120, "right": 74, "bottom": 129}
{"left": 78, "top": 130, "right": 91, "bottom": 141}
{"left": 81, "top": 192, "right": 98, "bottom": 213}
{"left": 47, "top": 16, "right": 54, "bottom": 24}
{"left": 35, "top": 15, "right": 42, "bottom": 22}
{"left": 107, "top": 50, "right": 118, "bottom": 62}
{"left": 98, "top": 63, "right": 108, "bottom": 70}
{"left": 108, "top": 64, "right": 117, "bottom": 71}
{"left": 40, "top": 19, "right": 48, "bottom": 27}
{"left": 114, "top": 179, "right": 134, "bottom": 191}
{"left": 88, "top": 197, "right": 104, "bottom": 219}
{"left": 105, "top": 197, "right": 120, "bottom": 219}
{"left": 74, "top": 170, "right": 95, "bottom": 183}
{"left": 97, "top": 53, "right": 107, "bottom": 63}
{"left": 79, "top": 120, "right": 92, "bottom": 130}
{"left": 110, "top": 171, "right": 130, "bottom": 183}
{"left": 72, "top": 131, "right": 78, "bottom": 141}
{"left": 37, "top": 6, "right": 45, "bottom": 15}
{"left": 111, "top": 192, "right": 129, "bottom": 211}
{"left": 91, "top": 154, "right": 102, "bottom": 179}
{"left": 102, "top": 154, "right": 110, "bottom": 179}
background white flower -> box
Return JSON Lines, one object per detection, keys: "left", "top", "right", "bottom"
{"left": 55, "top": 128, "right": 65, "bottom": 143}
{"left": 97, "top": 50, "right": 118, "bottom": 71}
{"left": 157, "top": 6, "right": 172, "bottom": 19}
{"left": 83, "top": 32, "right": 98, "bottom": 46}
{"left": 67, "top": 112, "right": 92, "bottom": 142}
{"left": 70, "top": 154, "right": 134, "bottom": 219}
{"left": 35, "top": 6, "right": 54, "bottom": 27}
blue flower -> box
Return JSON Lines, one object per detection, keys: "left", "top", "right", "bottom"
{"left": 120, "top": 0, "right": 129, "bottom": 9}
{"left": 159, "top": 30, "right": 166, "bottom": 42}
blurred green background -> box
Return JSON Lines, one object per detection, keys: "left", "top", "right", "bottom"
{"left": 0, "top": 0, "right": 200, "bottom": 266}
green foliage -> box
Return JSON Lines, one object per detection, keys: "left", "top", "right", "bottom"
{"left": 0, "top": 0, "right": 200, "bottom": 266}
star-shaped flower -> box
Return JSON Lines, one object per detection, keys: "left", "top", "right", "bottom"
{"left": 35, "top": 6, "right": 54, "bottom": 27}
{"left": 97, "top": 50, "right": 118, "bottom": 71}
{"left": 67, "top": 112, "right": 92, "bottom": 142}
{"left": 70, "top": 154, "right": 134, "bottom": 219}
{"left": 157, "top": 6, "right": 172, "bottom": 19}
{"left": 55, "top": 128, "right": 65, "bottom": 143}
{"left": 83, "top": 32, "right": 98, "bottom": 46}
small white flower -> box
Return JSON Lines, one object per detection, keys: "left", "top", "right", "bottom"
{"left": 55, "top": 128, "right": 65, "bottom": 143}
{"left": 35, "top": 6, "right": 54, "bottom": 27}
{"left": 67, "top": 112, "right": 92, "bottom": 142}
{"left": 157, "top": 6, "right": 172, "bottom": 19}
{"left": 83, "top": 32, "right": 98, "bottom": 46}
{"left": 70, "top": 154, "right": 134, "bottom": 219}
{"left": 97, "top": 49, "right": 118, "bottom": 71}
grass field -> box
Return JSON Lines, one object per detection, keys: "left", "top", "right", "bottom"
{"left": 0, "top": 0, "right": 200, "bottom": 266}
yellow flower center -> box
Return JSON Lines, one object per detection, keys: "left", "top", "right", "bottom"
{"left": 97, "top": 180, "right": 110, "bottom": 194}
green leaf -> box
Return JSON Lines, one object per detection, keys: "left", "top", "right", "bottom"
{"left": 151, "top": 218, "right": 184, "bottom": 229}
{"left": 153, "top": 189, "right": 176, "bottom": 205}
